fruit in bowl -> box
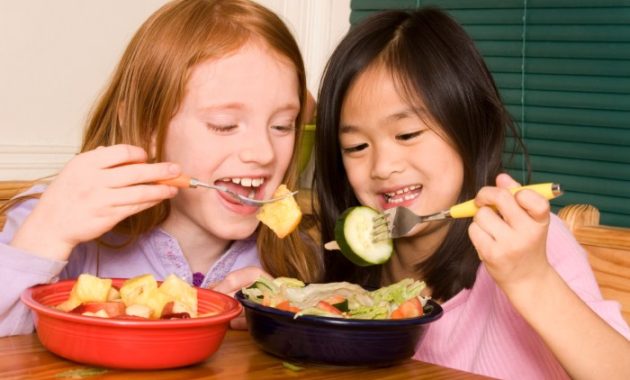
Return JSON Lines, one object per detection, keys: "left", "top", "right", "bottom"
{"left": 21, "top": 274, "right": 242, "bottom": 369}
{"left": 235, "top": 276, "right": 443, "bottom": 366}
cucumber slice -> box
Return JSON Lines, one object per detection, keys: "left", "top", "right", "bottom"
{"left": 334, "top": 206, "right": 393, "bottom": 266}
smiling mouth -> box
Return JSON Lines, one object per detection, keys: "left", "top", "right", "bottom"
{"left": 383, "top": 185, "right": 422, "bottom": 204}
{"left": 217, "top": 177, "right": 265, "bottom": 199}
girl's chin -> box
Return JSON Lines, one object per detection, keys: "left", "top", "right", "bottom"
{"left": 215, "top": 225, "right": 258, "bottom": 241}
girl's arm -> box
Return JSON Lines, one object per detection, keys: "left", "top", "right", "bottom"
{"left": 508, "top": 261, "right": 630, "bottom": 379}
{"left": 469, "top": 173, "right": 630, "bottom": 380}
{"left": 0, "top": 194, "right": 66, "bottom": 336}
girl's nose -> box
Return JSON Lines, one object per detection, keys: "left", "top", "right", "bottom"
{"left": 370, "top": 143, "right": 403, "bottom": 179}
{"left": 238, "top": 128, "right": 275, "bottom": 165}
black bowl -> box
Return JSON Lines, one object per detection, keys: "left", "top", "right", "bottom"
{"left": 235, "top": 290, "right": 443, "bottom": 366}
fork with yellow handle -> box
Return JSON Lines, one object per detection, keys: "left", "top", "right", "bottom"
{"left": 372, "top": 183, "right": 563, "bottom": 240}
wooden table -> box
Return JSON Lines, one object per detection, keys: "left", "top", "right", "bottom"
{"left": 0, "top": 330, "right": 489, "bottom": 379}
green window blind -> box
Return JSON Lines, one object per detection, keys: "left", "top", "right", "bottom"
{"left": 350, "top": 0, "right": 630, "bottom": 227}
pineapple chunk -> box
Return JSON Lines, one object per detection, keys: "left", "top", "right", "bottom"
{"left": 159, "top": 274, "right": 197, "bottom": 317}
{"left": 119, "top": 274, "right": 158, "bottom": 306}
{"left": 120, "top": 274, "right": 175, "bottom": 318}
{"left": 138, "top": 288, "right": 172, "bottom": 318}
{"left": 71, "top": 274, "right": 112, "bottom": 303}
{"left": 126, "top": 304, "right": 152, "bottom": 319}
{"left": 107, "top": 287, "right": 120, "bottom": 301}
{"left": 256, "top": 184, "right": 302, "bottom": 238}
{"left": 56, "top": 297, "right": 82, "bottom": 312}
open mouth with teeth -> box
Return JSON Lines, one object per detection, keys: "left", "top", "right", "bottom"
{"left": 383, "top": 184, "right": 422, "bottom": 204}
{"left": 217, "top": 177, "right": 265, "bottom": 201}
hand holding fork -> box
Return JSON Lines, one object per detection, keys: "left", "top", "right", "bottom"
{"left": 158, "top": 174, "right": 298, "bottom": 207}
{"left": 373, "top": 183, "right": 563, "bottom": 241}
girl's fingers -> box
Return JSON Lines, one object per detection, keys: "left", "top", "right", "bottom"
{"left": 494, "top": 172, "right": 550, "bottom": 225}
{"left": 104, "top": 162, "right": 181, "bottom": 188}
{"left": 212, "top": 267, "right": 271, "bottom": 294}
{"left": 472, "top": 205, "right": 512, "bottom": 244}
{"left": 468, "top": 221, "right": 494, "bottom": 260}
{"left": 87, "top": 144, "right": 149, "bottom": 169}
{"left": 108, "top": 184, "right": 178, "bottom": 207}
{"left": 514, "top": 189, "right": 551, "bottom": 225}
{"left": 495, "top": 173, "right": 521, "bottom": 188}
{"left": 475, "top": 186, "right": 529, "bottom": 229}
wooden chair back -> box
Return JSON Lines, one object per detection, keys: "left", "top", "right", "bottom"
{"left": 559, "top": 204, "right": 630, "bottom": 325}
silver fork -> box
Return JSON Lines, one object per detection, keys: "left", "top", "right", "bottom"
{"left": 373, "top": 183, "right": 562, "bottom": 240}
{"left": 158, "top": 174, "right": 298, "bottom": 207}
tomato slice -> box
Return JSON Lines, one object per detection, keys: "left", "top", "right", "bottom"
{"left": 316, "top": 301, "right": 343, "bottom": 315}
{"left": 276, "top": 300, "right": 300, "bottom": 313}
{"left": 391, "top": 297, "right": 423, "bottom": 319}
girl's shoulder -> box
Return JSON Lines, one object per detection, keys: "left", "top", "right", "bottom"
{"left": 546, "top": 212, "right": 590, "bottom": 267}
{"left": 0, "top": 184, "right": 47, "bottom": 236}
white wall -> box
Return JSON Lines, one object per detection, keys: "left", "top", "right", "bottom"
{"left": 0, "top": 0, "right": 350, "bottom": 180}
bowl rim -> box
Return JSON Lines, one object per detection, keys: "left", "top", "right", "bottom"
{"left": 21, "top": 278, "right": 243, "bottom": 328}
{"left": 235, "top": 289, "right": 443, "bottom": 327}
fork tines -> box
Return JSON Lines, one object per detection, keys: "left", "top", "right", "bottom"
{"left": 371, "top": 212, "right": 392, "bottom": 243}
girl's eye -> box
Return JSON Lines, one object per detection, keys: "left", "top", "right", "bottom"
{"left": 207, "top": 124, "right": 237, "bottom": 133}
{"left": 396, "top": 130, "right": 424, "bottom": 141}
{"left": 272, "top": 124, "right": 296, "bottom": 133}
{"left": 342, "top": 143, "right": 368, "bottom": 154}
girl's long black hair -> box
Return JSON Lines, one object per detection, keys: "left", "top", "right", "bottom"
{"left": 313, "top": 7, "right": 528, "bottom": 300}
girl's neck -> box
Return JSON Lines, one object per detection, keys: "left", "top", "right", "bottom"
{"left": 382, "top": 221, "right": 451, "bottom": 286}
{"left": 160, "top": 215, "right": 231, "bottom": 275}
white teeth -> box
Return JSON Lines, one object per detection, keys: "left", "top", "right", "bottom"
{"left": 385, "top": 191, "right": 420, "bottom": 203}
{"left": 221, "top": 177, "right": 264, "bottom": 188}
{"left": 386, "top": 185, "right": 421, "bottom": 197}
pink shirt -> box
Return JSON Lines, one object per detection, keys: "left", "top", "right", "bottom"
{"left": 414, "top": 214, "right": 630, "bottom": 379}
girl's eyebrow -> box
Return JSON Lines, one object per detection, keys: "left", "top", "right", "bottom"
{"left": 340, "top": 107, "right": 423, "bottom": 133}
{"left": 339, "top": 124, "right": 358, "bottom": 134}
{"left": 199, "top": 102, "right": 300, "bottom": 113}
{"left": 199, "top": 103, "right": 245, "bottom": 113}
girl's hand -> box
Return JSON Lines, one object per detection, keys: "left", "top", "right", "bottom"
{"left": 467, "top": 173, "right": 553, "bottom": 295}
{"left": 11, "top": 144, "right": 181, "bottom": 260}
{"left": 209, "top": 266, "right": 272, "bottom": 330}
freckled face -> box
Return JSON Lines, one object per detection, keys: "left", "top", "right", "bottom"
{"left": 339, "top": 65, "right": 463, "bottom": 234}
{"left": 163, "top": 41, "right": 299, "bottom": 241}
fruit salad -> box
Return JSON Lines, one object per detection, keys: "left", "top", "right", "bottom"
{"left": 56, "top": 273, "right": 212, "bottom": 320}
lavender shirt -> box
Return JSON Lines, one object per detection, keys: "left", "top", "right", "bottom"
{"left": 0, "top": 186, "right": 261, "bottom": 336}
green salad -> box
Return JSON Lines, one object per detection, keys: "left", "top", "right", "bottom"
{"left": 242, "top": 277, "right": 428, "bottom": 319}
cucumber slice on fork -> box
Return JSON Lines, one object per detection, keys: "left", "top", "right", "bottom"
{"left": 334, "top": 206, "right": 394, "bottom": 266}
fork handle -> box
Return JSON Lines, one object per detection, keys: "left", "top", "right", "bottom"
{"left": 156, "top": 174, "right": 193, "bottom": 188}
{"left": 449, "top": 183, "right": 562, "bottom": 218}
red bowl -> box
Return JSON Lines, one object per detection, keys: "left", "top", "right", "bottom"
{"left": 20, "top": 278, "right": 242, "bottom": 369}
